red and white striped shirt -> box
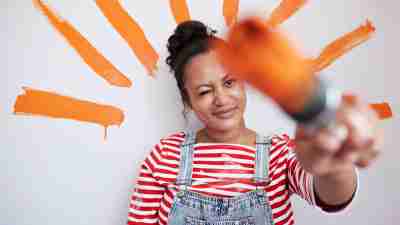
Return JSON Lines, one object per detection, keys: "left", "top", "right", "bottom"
{"left": 127, "top": 132, "right": 319, "bottom": 225}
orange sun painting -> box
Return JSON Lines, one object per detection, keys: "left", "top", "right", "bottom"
{"left": 13, "top": 0, "right": 393, "bottom": 139}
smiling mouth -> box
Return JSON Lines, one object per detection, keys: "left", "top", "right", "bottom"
{"left": 214, "top": 107, "right": 238, "bottom": 118}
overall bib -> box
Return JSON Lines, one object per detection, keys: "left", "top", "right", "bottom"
{"left": 167, "top": 131, "right": 275, "bottom": 225}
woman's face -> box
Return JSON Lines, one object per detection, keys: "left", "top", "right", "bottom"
{"left": 184, "top": 50, "right": 247, "bottom": 131}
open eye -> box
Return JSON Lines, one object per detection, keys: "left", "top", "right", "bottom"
{"left": 224, "top": 79, "right": 235, "bottom": 88}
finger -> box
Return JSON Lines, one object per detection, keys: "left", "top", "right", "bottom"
{"left": 338, "top": 104, "right": 374, "bottom": 150}
{"left": 294, "top": 139, "right": 336, "bottom": 175}
{"left": 355, "top": 127, "right": 383, "bottom": 168}
{"left": 313, "top": 123, "right": 348, "bottom": 154}
{"left": 355, "top": 148, "right": 380, "bottom": 168}
{"left": 335, "top": 96, "right": 381, "bottom": 160}
{"left": 337, "top": 149, "right": 359, "bottom": 163}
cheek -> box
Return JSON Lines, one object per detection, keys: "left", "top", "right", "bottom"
{"left": 192, "top": 103, "right": 214, "bottom": 124}
{"left": 232, "top": 84, "right": 247, "bottom": 105}
{"left": 190, "top": 96, "right": 213, "bottom": 116}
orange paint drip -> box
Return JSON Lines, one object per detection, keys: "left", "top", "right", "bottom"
{"left": 169, "top": 0, "right": 191, "bottom": 24}
{"left": 213, "top": 17, "right": 313, "bottom": 113}
{"left": 370, "top": 103, "right": 393, "bottom": 119}
{"left": 223, "top": 0, "right": 240, "bottom": 27}
{"left": 14, "top": 87, "right": 125, "bottom": 139}
{"left": 95, "top": 0, "right": 159, "bottom": 76}
{"left": 313, "top": 20, "right": 376, "bottom": 72}
{"left": 33, "top": 0, "right": 132, "bottom": 87}
{"left": 267, "top": 0, "right": 308, "bottom": 27}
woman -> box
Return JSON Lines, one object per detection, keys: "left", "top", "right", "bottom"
{"left": 126, "top": 21, "right": 381, "bottom": 225}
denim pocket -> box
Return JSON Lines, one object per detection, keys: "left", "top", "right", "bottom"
{"left": 169, "top": 200, "right": 179, "bottom": 218}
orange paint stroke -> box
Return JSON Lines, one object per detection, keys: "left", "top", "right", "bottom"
{"left": 343, "top": 94, "right": 393, "bottom": 120}
{"left": 95, "top": 0, "right": 159, "bottom": 76}
{"left": 267, "top": 0, "right": 308, "bottom": 27}
{"left": 223, "top": 0, "right": 240, "bottom": 27}
{"left": 14, "top": 87, "right": 125, "bottom": 139}
{"left": 313, "top": 20, "right": 376, "bottom": 72}
{"left": 370, "top": 103, "right": 393, "bottom": 119}
{"left": 169, "top": 0, "right": 191, "bottom": 24}
{"left": 33, "top": 0, "right": 132, "bottom": 87}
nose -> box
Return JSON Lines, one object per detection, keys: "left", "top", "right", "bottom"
{"left": 213, "top": 87, "right": 230, "bottom": 106}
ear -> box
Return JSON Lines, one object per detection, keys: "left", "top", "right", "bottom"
{"left": 182, "top": 91, "right": 192, "bottom": 109}
{"left": 183, "top": 101, "right": 192, "bottom": 111}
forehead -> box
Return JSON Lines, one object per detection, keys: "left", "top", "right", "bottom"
{"left": 184, "top": 51, "right": 227, "bottom": 86}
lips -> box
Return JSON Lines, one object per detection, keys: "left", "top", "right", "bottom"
{"left": 213, "top": 107, "right": 238, "bottom": 118}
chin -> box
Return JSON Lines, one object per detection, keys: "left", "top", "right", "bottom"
{"left": 210, "top": 118, "right": 242, "bottom": 131}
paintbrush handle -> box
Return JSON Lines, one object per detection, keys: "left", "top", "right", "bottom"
{"left": 291, "top": 78, "right": 342, "bottom": 135}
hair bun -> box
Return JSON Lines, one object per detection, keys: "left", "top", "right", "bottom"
{"left": 166, "top": 20, "right": 216, "bottom": 70}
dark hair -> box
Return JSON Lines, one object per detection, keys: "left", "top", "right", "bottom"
{"left": 166, "top": 20, "right": 217, "bottom": 118}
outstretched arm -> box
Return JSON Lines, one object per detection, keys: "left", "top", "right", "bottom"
{"left": 294, "top": 95, "right": 382, "bottom": 208}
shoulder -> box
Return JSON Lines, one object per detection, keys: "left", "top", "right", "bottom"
{"left": 153, "top": 131, "right": 188, "bottom": 158}
{"left": 143, "top": 131, "right": 186, "bottom": 172}
{"left": 268, "top": 133, "right": 295, "bottom": 158}
{"left": 270, "top": 133, "right": 294, "bottom": 146}
{"left": 159, "top": 131, "right": 186, "bottom": 147}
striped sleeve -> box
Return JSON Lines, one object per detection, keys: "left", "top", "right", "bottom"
{"left": 284, "top": 134, "right": 359, "bottom": 212}
{"left": 283, "top": 135, "right": 317, "bottom": 207}
{"left": 127, "top": 143, "right": 166, "bottom": 225}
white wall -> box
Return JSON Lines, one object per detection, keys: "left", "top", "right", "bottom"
{"left": 2, "top": 0, "right": 399, "bottom": 225}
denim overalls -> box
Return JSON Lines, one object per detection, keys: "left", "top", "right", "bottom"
{"left": 167, "top": 131, "right": 275, "bottom": 225}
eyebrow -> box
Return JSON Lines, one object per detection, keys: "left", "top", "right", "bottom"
{"left": 222, "top": 74, "right": 230, "bottom": 80}
{"left": 195, "top": 74, "right": 232, "bottom": 90}
{"left": 196, "top": 84, "right": 212, "bottom": 90}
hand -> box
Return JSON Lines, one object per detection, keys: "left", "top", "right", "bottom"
{"left": 294, "top": 95, "right": 383, "bottom": 177}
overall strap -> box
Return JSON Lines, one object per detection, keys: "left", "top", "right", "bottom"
{"left": 254, "top": 134, "right": 273, "bottom": 185}
{"left": 176, "top": 131, "right": 196, "bottom": 188}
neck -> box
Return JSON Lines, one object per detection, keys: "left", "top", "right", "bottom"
{"left": 199, "top": 119, "right": 252, "bottom": 144}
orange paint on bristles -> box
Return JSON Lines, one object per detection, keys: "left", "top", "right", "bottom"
{"left": 13, "top": 87, "right": 125, "bottom": 139}
{"left": 370, "top": 103, "right": 393, "bottom": 119}
{"left": 214, "top": 17, "right": 314, "bottom": 113}
{"left": 95, "top": 0, "right": 159, "bottom": 76}
{"left": 223, "top": 0, "right": 240, "bottom": 27}
{"left": 313, "top": 20, "right": 376, "bottom": 72}
{"left": 169, "top": 0, "right": 191, "bottom": 24}
{"left": 267, "top": 0, "right": 308, "bottom": 27}
{"left": 33, "top": 0, "right": 132, "bottom": 87}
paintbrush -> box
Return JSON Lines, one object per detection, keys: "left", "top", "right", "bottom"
{"left": 213, "top": 16, "right": 342, "bottom": 133}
